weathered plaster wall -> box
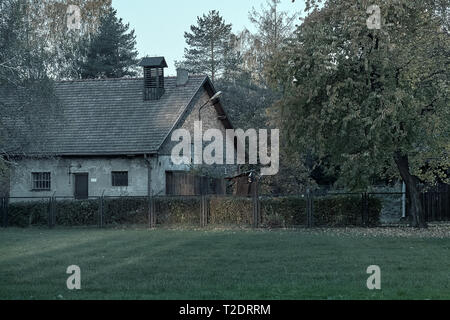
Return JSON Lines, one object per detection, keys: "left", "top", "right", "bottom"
{"left": 159, "top": 86, "right": 238, "bottom": 179}
{"left": 9, "top": 157, "right": 149, "bottom": 198}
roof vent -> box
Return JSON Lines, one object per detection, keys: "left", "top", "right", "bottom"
{"left": 139, "top": 57, "right": 168, "bottom": 101}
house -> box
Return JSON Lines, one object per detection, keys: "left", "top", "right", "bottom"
{"left": 2, "top": 57, "right": 236, "bottom": 199}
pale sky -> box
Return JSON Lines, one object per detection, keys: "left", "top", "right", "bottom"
{"left": 112, "top": 0, "right": 305, "bottom": 76}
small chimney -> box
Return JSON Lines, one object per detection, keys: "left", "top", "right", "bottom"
{"left": 176, "top": 68, "right": 189, "bottom": 86}
{"left": 139, "top": 57, "right": 168, "bottom": 101}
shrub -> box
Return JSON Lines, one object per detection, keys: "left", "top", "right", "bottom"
{"left": 209, "top": 195, "right": 380, "bottom": 228}
{"left": 6, "top": 199, "right": 100, "bottom": 227}
{"left": 54, "top": 200, "right": 99, "bottom": 226}
{"left": 261, "top": 197, "right": 307, "bottom": 227}
{"left": 209, "top": 197, "right": 253, "bottom": 226}
{"left": 155, "top": 197, "right": 200, "bottom": 226}
{"left": 3, "top": 194, "right": 381, "bottom": 228}
{"left": 7, "top": 200, "right": 50, "bottom": 227}
{"left": 263, "top": 213, "right": 286, "bottom": 229}
{"left": 313, "top": 195, "right": 381, "bottom": 227}
{"left": 104, "top": 197, "right": 148, "bottom": 225}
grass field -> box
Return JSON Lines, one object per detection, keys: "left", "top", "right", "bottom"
{"left": 0, "top": 227, "right": 449, "bottom": 300}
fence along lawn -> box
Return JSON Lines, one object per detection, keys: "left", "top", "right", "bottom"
{"left": 0, "top": 227, "right": 449, "bottom": 300}
{"left": 2, "top": 189, "right": 448, "bottom": 229}
{"left": 1, "top": 194, "right": 383, "bottom": 229}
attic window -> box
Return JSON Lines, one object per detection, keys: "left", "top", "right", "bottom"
{"left": 32, "top": 172, "right": 51, "bottom": 191}
{"left": 112, "top": 171, "right": 128, "bottom": 187}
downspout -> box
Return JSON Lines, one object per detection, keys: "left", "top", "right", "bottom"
{"left": 144, "top": 154, "right": 152, "bottom": 197}
{"left": 144, "top": 154, "right": 154, "bottom": 228}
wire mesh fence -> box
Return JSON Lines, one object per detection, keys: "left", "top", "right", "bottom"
{"left": 369, "top": 192, "right": 405, "bottom": 224}
{"left": 0, "top": 189, "right": 448, "bottom": 229}
{"left": 53, "top": 196, "right": 99, "bottom": 227}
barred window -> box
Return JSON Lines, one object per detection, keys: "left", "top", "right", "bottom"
{"left": 32, "top": 172, "right": 51, "bottom": 191}
{"left": 112, "top": 171, "right": 128, "bottom": 187}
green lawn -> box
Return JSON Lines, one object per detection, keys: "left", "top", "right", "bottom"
{"left": 0, "top": 227, "right": 449, "bottom": 300}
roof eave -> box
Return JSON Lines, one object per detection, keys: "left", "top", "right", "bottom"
{"left": 6, "top": 150, "right": 159, "bottom": 158}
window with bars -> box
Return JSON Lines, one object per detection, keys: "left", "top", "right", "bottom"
{"left": 112, "top": 171, "right": 128, "bottom": 187}
{"left": 32, "top": 172, "right": 51, "bottom": 191}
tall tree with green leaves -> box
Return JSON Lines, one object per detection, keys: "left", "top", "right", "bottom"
{"left": 43, "top": 0, "right": 112, "bottom": 79}
{"left": 8, "top": 0, "right": 112, "bottom": 79}
{"left": 81, "top": 7, "right": 139, "bottom": 79}
{"left": 268, "top": 0, "right": 449, "bottom": 228}
{"left": 215, "top": 0, "right": 298, "bottom": 133}
{"left": 0, "top": 0, "right": 60, "bottom": 167}
{"left": 217, "top": 1, "right": 301, "bottom": 193}
{"left": 182, "top": 10, "right": 237, "bottom": 83}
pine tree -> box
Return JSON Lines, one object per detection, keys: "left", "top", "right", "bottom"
{"left": 182, "top": 10, "right": 237, "bottom": 83}
{"left": 246, "top": 0, "right": 297, "bottom": 81}
{"left": 81, "top": 8, "right": 139, "bottom": 79}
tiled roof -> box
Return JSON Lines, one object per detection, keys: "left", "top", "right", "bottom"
{"left": 1, "top": 75, "right": 208, "bottom": 156}
{"left": 139, "top": 57, "right": 168, "bottom": 68}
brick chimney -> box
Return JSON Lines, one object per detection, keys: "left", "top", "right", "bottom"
{"left": 176, "top": 68, "right": 189, "bottom": 86}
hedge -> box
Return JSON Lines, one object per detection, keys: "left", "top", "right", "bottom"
{"left": 155, "top": 197, "right": 201, "bottom": 226}
{"left": 6, "top": 199, "right": 50, "bottom": 228}
{"left": 6, "top": 199, "right": 100, "bottom": 227}
{"left": 54, "top": 200, "right": 99, "bottom": 226}
{"left": 209, "top": 197, "right": 253, "bottom": 226}
{"left": 104, "top": 197, "right": 147, "bottom": 225}
{"left": 313, "top": 195, "right": 381, "bottom": 227}
{"left": 261, "top": 197, "right": 308, "bottom": 228}
{"left": 209, "top": 195, "right": 380, "bottom": 228}
{"left": 3, "top": 195, "right": 381, "bottom": 228}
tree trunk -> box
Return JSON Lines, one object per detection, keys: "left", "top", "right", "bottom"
{"left": 211, "top": 40, "right": 215, "bottom": 83}
{"left": 394, "top": 152, "right": 427, "bottom": 228}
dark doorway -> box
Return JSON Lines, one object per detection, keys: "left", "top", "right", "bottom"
{"left": 74, "top": 173, "right": 89, "bottom": 200}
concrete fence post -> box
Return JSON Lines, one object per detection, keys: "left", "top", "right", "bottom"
{"left": 48, "top": 197, "right": 55, "bottom": 229}
{"left": 361, "top": 193, "right": 369, "bottom": 227}
{"left": 98, "top": 195, "right": 104, "bottom": 228}
{"left": 200, "top": 196, "right": 204, "bottom": 227}
{"left": 306, "top": 190, "right": 314, "bottom": 228}
{"left": 52, "top": 197, "right": 56, "bottom": 228}
{"left": 1, "top": 198, "right": 3, "bottom": 228}
{"left": 252, "top": 181, "right": 260, "bottom": 228}
{"left": 1, "top": 198, "right": 7, "bottom": 228}
{"left": 148, "top": 195, "right": 155, "bottom": 228}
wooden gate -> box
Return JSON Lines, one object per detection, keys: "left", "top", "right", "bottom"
{"left": 421, "top": 184, "right": 450, "bottom": 221}
{"left": 165, "top": 171, "right": 226, "bottom": 196}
